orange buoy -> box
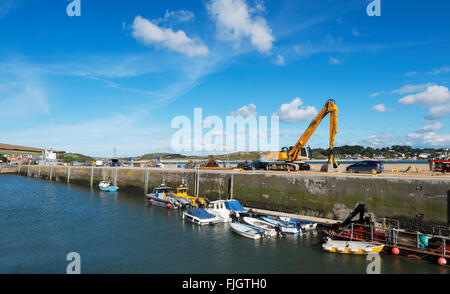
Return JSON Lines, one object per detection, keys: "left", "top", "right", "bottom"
{"left": 166, "top": 203, "right": 172, "bottom": 208}
{"left": 438, "top": 257, "right": 447, "bottom": 266}
{"left": 392, "top": 247, "right": 400, "bottom": 255}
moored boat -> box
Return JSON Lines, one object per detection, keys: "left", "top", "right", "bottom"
{"left": 145, "top": 184, "right": 187, "bottom": 209}
{"left": 172, "top": 185, "right": 209, "bottom": 208}
{"left": 98, "top": 180, "right": 119, "bottom": 192}
{"left": 230, "top": 223, "right": 263, "bottom": 240}
{"left": 206, "top": 200, "right": 248, "bottom": 223}
{"left": 242, "top": 217, "right": 277, "bottom": 237}
{"left": 183, "top": 209, "right": 220, "bottom": 225}
{"left": 260, "top": 216, "right": 302, "bottom": 234}
{"left": 278, "top": 217, "right": 317, "bottom": 231}
{"left": 322, "top": 239, "right": 385, "bottom": 254}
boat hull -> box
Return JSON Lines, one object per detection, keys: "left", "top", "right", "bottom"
{"left": 322, "top": 240, "right": 385, "bottom": 254}
{"left": 146, "top": 195, "right": 180, "bottom": 209}
{"left": 243, "top": 217, "right": 277, "bottom": 237}
{"left": 183, "top": 209, "right": 220, "bottom": 226}
{"left": 260, "top": 216, "right": 301, "bottom": 234}
{"left": 230, "top": 223, "right": 263, "bottom": 240}
{"left": 99, "top": 186, "right": 119, "bottom": 192}
{"left": 279, "top": 217, "right": 317, "bottom": 231}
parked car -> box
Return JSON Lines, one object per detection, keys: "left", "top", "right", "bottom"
{"left": 346, "top": 160, "right": 384, "bottom": 173}
{"left": 242, "top": 160, "right": 269, "bottom": 170}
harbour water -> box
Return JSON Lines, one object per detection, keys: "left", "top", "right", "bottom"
{"left": 0, "top": 175, "right": 447, "bottom": 274}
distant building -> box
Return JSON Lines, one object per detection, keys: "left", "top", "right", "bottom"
{"left": 37, "top": 148, "right": 59, "bottom": 166}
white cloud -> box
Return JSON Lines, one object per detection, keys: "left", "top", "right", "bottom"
{"left": 398, "top": 85, "right": 450, "bottom": 107}
{"left": 426, "top": 103, "right": 450, "bottom": 119}
{"left": 329, "top": 56, "right": 343, "bottom": 65}
{"left": 274, "top": 54, "right": 285, "bottom": 66}
{"left": 231, "top": 103, "right": 257, "bottom": 117}
{"left": 371, "top": 104, "right": 393, "bottom": 112}
{"left": 407, "top": 132, "right": 450, "bottom": 147}
{"left": 273, "top": 98, "right": 318, "bottom": 123}
{"left": 417, "top": 121, "right": 443, "bottom": 133}
{"left": 207, "top": 0, "right": 274, "bottom": 53}
{"left": 392, "top": 83, "right": 434, "bottom": 94}
{"left": 370, "top": 91, "right": 385, "bottom": 97}
{"left": 427, "top": 66, "right": 450, "bottom": 75}
{"left": 132, "top": 15, "right": 209, "bottom": 57}
{"left": 156, "top": 10, "right": 195, "bottom": 25}
{"left": 361, "top": 134, "right": 396, "bottom": 147}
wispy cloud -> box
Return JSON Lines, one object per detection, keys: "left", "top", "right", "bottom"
{"left": 132, "top": 15, "right": 209, "bottom": 57}
{"left": 0, "top": 60, "right": 49, "bottom": 120}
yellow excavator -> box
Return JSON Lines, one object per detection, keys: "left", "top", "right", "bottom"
{"left": 265, "top": 99, "right": 339, "bottom": 171}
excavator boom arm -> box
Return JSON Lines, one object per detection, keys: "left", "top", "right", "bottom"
{"left": 288, "top": 100, "right": 338, "bottom": 165}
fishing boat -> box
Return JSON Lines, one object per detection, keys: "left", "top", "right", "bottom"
{"left": 182, "top": 209, "right": 220, "bottom": 226}
{"left": 260, "top": 216, "right": 302, "bottom": 234}
{"left": 206, "top": 200, "right": 248, "bottom": 223}
{"left": 230, "top": 223, "right": 264, "bottom": 240}
{"left": 242, "top": 217, "right": 278, "bottom": 237}
{"left": 98, "top": 180, "right": 119, "bottom": 192}
{"left": 145, "top": 184, "right": 187, "bottom": 209}
{"left": 172, "top": 185, "right": 209, "bottom": 208}
{"left": 322, "top": 238, "right": 385, "bottom": 254}
{"left": 278, "top": 217, "right": 317, "bottom": 231}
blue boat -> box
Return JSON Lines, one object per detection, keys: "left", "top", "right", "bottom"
{"left": 99, "top": 186, "right": 119, "bottom": 192}
{"left": 98, "top": 180, "right": 119, "bottom": 192}
{"left": 278, "top": 217, "right": 317, "bottom": 231}
{"left": 260, "top": 216, "right": 302, "bottom": 234}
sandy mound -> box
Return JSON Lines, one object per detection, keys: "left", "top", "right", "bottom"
{"left": 405, "top": 165, "right": 419, "bottom": 173}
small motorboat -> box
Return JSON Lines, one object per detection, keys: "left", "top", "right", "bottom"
{"left": 242, "top": 217, "right": 277, "bottom": 237}
{"left": 183, "top": 209, "right": 220, "bottom": 226}
{"left": 230, "top": 223, "right": 264, "bottom": 240}
{"left": 206, "top": 200, "right": 248, "bottom": 223}
{"left": 278, "top": 217, "right": 317, "bottom": 231}
{"left": 98, "top": 180, "right": 119, "bottom": 192}
{"left": 145, "top": 184, "right": 187, "bottom": 209}
{"left": 260, "top": 216, "right": 302, "bottom": 234}
{"left": 322, "top": 238, "right": 385, "bottom": 254}
{"left": 172, "top": 185, "right": 209, "bottom": 208}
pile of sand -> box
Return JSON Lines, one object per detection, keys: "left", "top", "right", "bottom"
{"left": 405, "top": 165, "right": 419, "bottom": 173}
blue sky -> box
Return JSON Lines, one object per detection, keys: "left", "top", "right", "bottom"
{"left": 0, "top": 0, "right": 449, "bottom": 157}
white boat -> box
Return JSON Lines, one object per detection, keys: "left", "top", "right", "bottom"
{"left": 206, "top": 200, "right": 248, "bottom": 223}
{"left": 230, "top": 223, "right": 263, "bottom": 240}
{"left": 278, "top": 217, "right": 317, "bottom": 231}
{"left": 260, "top": 216, "right": 302, "bottom": 234}
{"left": 322, "top": 239, "right": 385, "bottom": 254}
{"left": 242, "top": 217, "right": 277, "bottom": 237}
{"left": 183, "top": 209, "right": 220, "bottom": 226}
{"left": 145, "top": 184, "right": 187, "bottom": 209}
{"left": 98, "top": 180, "right": 119, "bottom": 192}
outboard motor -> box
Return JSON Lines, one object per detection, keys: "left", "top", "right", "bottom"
{"left": 275, "top": 224, "right": 284, "bottom": 237}
{"left": 230, "top": 211, "right": 238, "bottom": 222}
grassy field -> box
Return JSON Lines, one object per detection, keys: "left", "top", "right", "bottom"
{"left": 57, "top": 153, "right": 95, "bottom": 163}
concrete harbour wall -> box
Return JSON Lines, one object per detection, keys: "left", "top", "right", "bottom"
{"left": 14, "top": 165, "right": 450, "bottom": 223}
